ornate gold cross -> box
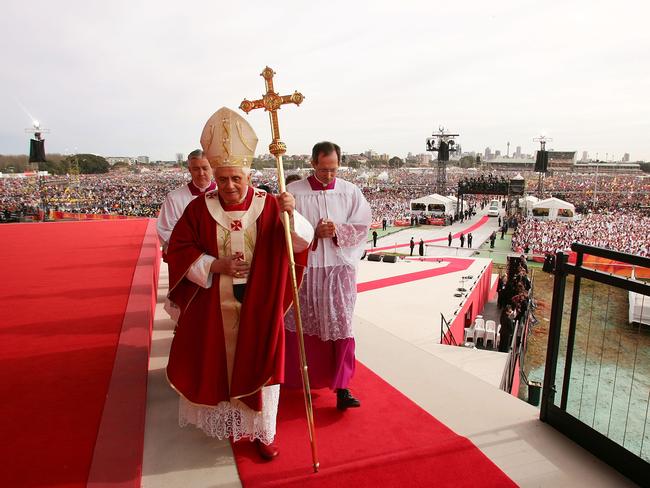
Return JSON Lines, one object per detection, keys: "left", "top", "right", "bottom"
{"left": 239, "top": 67, "right": 318, "bottom": 473}
{"left": 239, "top": 66, "right": 304, "bottom": 156}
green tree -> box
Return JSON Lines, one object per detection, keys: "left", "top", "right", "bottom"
{"left": 388, "top": 156, "right": 403, "bottom": 168}
{"left": 67, "top": 154, "right": 110, "bottom": 174}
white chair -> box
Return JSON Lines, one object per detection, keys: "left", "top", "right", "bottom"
{"left": 485, "top": 320, "right": 496, "bottom": 349}
{"left": 464, "top": 322, "right": 475, "bottom": 343}
{"left": 496, "top": 324, "right": 501, "bottom": 349}
{"left": 473, "top": 318, "right": 486, "bottom": 345}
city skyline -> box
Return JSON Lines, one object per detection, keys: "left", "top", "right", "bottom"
{"left": 1, "top": 1, "right": 649, "bottom": 161}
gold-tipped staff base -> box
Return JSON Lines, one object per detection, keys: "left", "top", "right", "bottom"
{"left": 240, "top": 67, "right": 318, "bottom": 473}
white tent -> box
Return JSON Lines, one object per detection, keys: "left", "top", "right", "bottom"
{"left": 409, "top": 194, "right": 454, "bottom": 216}
{"left": 531, "top": 197, "right": 575, "bottom": 221}
{"left": 522, "top": 195, "right": 539, "bottom": 215}
{"left": 446, "top": 195, "right": 464, "bottom": 213}
{"left": 629, "top": 291, "right": 650, "bottom": 326}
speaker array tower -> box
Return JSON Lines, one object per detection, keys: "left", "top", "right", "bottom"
{"left": 533, "top": 135, "right": 552, "bottom": 198}
{"left": 426, "top": 127, "right": 459, "bottom": 195}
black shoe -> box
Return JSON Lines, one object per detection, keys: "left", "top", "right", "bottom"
{"left": 336, "top": 388, "right": 361, "bottom": 410}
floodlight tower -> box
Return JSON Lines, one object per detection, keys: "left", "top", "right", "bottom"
{"left": 426, "top": 126, "right": 459, "bottom": 195}
{"left": 24, "top": 120, "right": 51, "bottom": 220}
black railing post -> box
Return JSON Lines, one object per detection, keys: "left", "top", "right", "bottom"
{"left": 560, "top": 251, "right": 583, "bottom": 410}
{"left": 541, "top": 252, "right": 569, "bottom": 421}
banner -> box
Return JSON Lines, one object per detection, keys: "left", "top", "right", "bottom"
{"left": 532, "top": 251, "right": 650, "bottom": 279}
{"left": 393, "top": 219, "right": 411, "bottom": 227}
{"left": 427, "top": 217, "right": 446, "bottom": 226}
{"left": 49, "top": 211, "right": 138, "bottom": 221}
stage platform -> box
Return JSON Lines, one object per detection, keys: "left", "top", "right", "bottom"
{"left": 143, "top": 258, "right": 634, "bottom": 487}
{"left": 0, "top": 217, "right": 636, "bottom": 487}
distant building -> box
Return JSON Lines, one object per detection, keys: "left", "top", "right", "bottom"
{"left": 176, "top": 153, "right": 184, "bottom": 164}
{"left": 486, "top": 157, "right": 535, "bottom": 171}
{"left": 137, "top": 155, "right": 150, "bottom": 165}
{"left": 573, "top": 161, "right": 641, "bottom": 174}
{"left": 515, "top": 146, "right": 522, "bottom": 159}
{"left": 581, "top": 151, "right": 588, "bottom": 161}
{"left": 623, "top": 153, "right": 630, "bottom": 162}
{"left": 495, "top": 150, "right": 502, "bottom": 158}
{"left": 106, "top": 156, "right": 135, "bottom": 165}
{"left": 416, "top": 153, "right": 432, "bottom": 166}
{"left": 484, "top": 147, "right": 492, "bottom": 161}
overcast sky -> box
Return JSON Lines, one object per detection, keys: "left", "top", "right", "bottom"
{"left": 1, "top": 0, "right": 649, "bottom": 161}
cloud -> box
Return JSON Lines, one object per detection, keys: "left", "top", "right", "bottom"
{"left": 1, "top": 0, "right": 649, "bottom": 160}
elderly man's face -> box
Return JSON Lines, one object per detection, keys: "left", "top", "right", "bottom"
{"left": 215, "top": 166, "right": 251, "bottom": 204}
{"left": 188, "top": 157, "right": 213, "bottom": 188}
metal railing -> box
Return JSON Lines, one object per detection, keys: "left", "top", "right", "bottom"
{"left": 540, "top": 243, "right": 650, "bottom": 485}
{"left": 499, "top": 319, "right": 520, "bottom": 392}
{"left": 440, "top": 313, "right": 457, "bottom": 346}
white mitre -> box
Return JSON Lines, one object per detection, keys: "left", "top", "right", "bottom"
{"left": 200, "top": 107, "right": 258, "bottom": 169}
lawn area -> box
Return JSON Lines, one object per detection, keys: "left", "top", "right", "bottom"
{"left": 366, "top": 225, "right": 414, "bottom": 243}
{"left": 472, "top": 229, "right": 543, "bottom": 269}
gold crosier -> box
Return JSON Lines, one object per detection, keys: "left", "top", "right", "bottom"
{"left": 240, "top": 67, "right": 319, "bottom": 473}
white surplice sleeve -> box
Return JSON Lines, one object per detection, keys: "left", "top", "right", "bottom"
{"left": 334, "top": 186, "right": 372, "bottom": 266}
{"left": 186, "top": 254, "right": 216, "bottom": 289}
{"left": 156, "top": 194, "right": 177, "bottom": 251}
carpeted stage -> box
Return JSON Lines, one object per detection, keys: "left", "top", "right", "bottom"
{"left": 1, "top": 219, "right": 515, "bottom": 487}
{"left": 0, "top": 220, "right": 160, "bottom": 488}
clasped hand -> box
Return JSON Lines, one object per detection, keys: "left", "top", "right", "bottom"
{"left": 210, "top": 255, "right": 250, "bottom": 278}
{"left": 316, "top": 218, "right": 336, "bottom": 238}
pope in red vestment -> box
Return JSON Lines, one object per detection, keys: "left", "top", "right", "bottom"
{"left": 164, "top": 107, "right": 313, "bottom": 456}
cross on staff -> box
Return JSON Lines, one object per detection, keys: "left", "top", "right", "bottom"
{"left": 240, "top": 67, "right": 319, "bottom": 473}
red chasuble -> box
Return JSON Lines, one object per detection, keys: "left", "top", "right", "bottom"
{"left": 166, "top": 190, "right": 307, "bottom": 411}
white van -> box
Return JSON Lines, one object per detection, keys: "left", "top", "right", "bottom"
{"left": 487, "top": 205, "right": 500, "bottom": 217}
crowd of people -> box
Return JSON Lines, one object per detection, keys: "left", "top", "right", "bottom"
{"left": 511, "top": 210, "right": 650, "bottom": 257}
{"left": 0, "top": 172, "right": 187, "bottom": 220}
{"left": 1, "top": 167, "right": 649, "bottom": 231}
{"left": 540, "top": 173, "right": 650, "bottom": 213}
{"left": 496, "top": 255, "right": 533, "bottom": 352}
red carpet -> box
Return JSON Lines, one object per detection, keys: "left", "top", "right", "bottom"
{"left": 370, "top": 216, "right": 490, "bottom": 252}
{"left": 232, "top": 362, "right": 515, "bottom": 487}
{"left": 357, "top": 257, "right": 473, "bottom": 293}
{"left": 0, "top": 221, "right": 158, "bottom": 488}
